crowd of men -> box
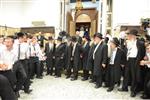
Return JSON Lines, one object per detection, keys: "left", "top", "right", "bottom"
{"left": 0, "top": 27, "right": 150, "bottom": 100}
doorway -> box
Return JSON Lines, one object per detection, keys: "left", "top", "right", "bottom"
{"left": 68, "top": 8, "right": 98, "bottom": 36}
{"left": 76, "top": 22, "right": 91, "bottom": 36}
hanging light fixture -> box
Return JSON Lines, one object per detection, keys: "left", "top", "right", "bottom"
{"left": 75, "top": 0, "right": 83, "bottom": 12}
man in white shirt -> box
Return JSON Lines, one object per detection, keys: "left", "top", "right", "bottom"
{"left": 14, "top": 32, "right": 32, "bottom": 94}
{"left": 107, "top": 37, "right": 126, "bottom": 92}
{"left": 0, "top": 36, "right": 17, "bottom": 97}
{"left": 0, "top": 35, "right": 5, "bottom": 53}
{"left": 119, "top": 29, "right": 146, "bottom": 97}
{"left": 29, "top": 35, "right": 42, "bottom": 79}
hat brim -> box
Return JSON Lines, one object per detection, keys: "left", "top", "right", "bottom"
{"left": 110, "top": 40, "right": 120, "bottom": 46}
{"left": 126, "top": 33, "right": 139, "bottom": 36}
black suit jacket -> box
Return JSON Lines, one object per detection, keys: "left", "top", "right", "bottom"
{"left": 54, "top": 43, "right": 65, "bottom": 69}
{"left": 37, "top": 35, "right": 47, "bottom": 47}
{"left": 110, "top": 48, "right": 126, "bottom": 82}
{"left": 44, "top": 42, "right": 55, "bottom": 66}
{"left": 125, "top": 39, "right": 146, "bottom": 82}
{"left": 82, "top": 42, "right": 90, "bottom": 69}
{"left": 65, "top": 43, "right": 73, "bottom": 69}
{"left": 45, "top": 42, "right": 55, "bottom": 58}
{"left": 76, "top": 36, "right": 82, "bottom": 44}
{"left": 135, "top": 39, "right": 146, "bottom": 81}
{"left": 86, "top": 43, "right": 96, "bottom": 71}
{"left": 93, "top": 42, "right": 108, "bottom": 76}
{"left": 72, "top": 43, "right": 82, "bottom": 70}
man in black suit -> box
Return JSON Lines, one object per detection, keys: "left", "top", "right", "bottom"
{"left": 14, "top": 32, "right": 32, "bottom": 94}
{"left": 70, "top": 36, "right": 82, "bottom": 81}
{"left": 0, "top": 75, "right": 17, "bottom": 100}
{"left": 65, "top": 37, "right": 73, "bottom": 79}
{"left": 81, "top": 35, "right": 91, "bottom": 81}
{"left": 118, "top": 29, "right": 146, "bottom": 97}
{"left": 45, "top": 36, "right": 55, "bottom": 75}
{"left": 54, "top": 37, "right": 65, "bottom": 78}
{"left": 37, "top": 32, "right": 47, "bottom": 48}
{"left": 107, "top": 37, "right": 126, "bottom": 92}
{"left": 93, "top": 33, "right": 108, "bottom": 88}
{"left": 76, "top": 31, "right": 82, "bottom": 44}
{"left": 86, "top": 35, "right": 97, "bottom": 83}
{"left": 140, "top": 43, "right": 150, "bottom": 99}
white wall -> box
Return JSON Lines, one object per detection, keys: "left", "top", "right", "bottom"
{"left": 0, "top": 0, "right": 61, "bottom": 29}
{"left": 112, "top": 0, "right": 150, "bottom": 29}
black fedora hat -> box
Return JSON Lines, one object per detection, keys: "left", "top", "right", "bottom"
{"left": 71, "top": 36, "right": 77, "bottom": 42}
{"left": 83, "top": 35, "right": 91, "bottom": 41}
{"left": 57, "top": 36, "right": 62, "bottom": 41}
{"left": 127, "top": 29, "right": 139, "bottom": 36}
{"left": 111, "top": 37, "right": 120, "bottom": 46}
{"left": 145, "top": 34, "right": 150, "bottom": 42}
{"left": 48, "top": 36, "right": 53, "bottom": 40}
{"left": 94, "top": 33, "right": 103, "bottom": 39}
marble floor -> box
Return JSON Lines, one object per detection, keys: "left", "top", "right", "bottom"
{"left": 19, "top": 75, "right": 142, "bottom": 100}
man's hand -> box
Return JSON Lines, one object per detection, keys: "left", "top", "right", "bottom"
{"left": 121, "top": 65, "right": 125, "bottom": 67}
{"left": 140, "top": 60, "right": 145, "bottom": 66}
{"left": 102, "top": 64, "right": 106, "bottom": 68}
{"left": 0, "top": 64, "right": 8, "bottom": 70}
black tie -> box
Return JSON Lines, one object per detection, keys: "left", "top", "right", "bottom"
{"left": 18, "top": 44, "right": 21, "bottom": 60}
{"left": 29, "top": 43, "right": 31, "bottom": 57}
{"left": 33, "top": 45, "right": 36, "bottom": 56}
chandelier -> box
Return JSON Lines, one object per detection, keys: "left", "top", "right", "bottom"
{"left": 75, "top": 0, "right": 83, "bottom": 12}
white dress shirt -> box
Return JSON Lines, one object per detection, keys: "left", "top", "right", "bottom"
{"left": 109, "top": 48, "right": 117, "bottom": 65}
{"left": 49, "top": 42, "right": 54, "bottom": 51}
{"left": 146, "top": 53, "right": 150, "bottom": 68}
{"left": 72, "top": 42, "right": 77, "bottom": 57}
{"left": 127, "top": 40, "right": 138, "bottom": 59}
{"left": 29, "top": 43, "right": 42, "bottom": 57}
{"left": 0, "top": 47, "right": 17, "bottom": 70}
{"left": 83, "top": 42, "right": 88, "bottom": 48}
{"left": 14, "top": 42, "right": 29, "bottom": 60}
{"left": 107, "top": 43, "right": 112, "bottom": 58}
{"left": 0, "top": 44, "right": 6, "bottom": 53}
{"left": 93, "top": 41, "right": 102, "bottom": 59}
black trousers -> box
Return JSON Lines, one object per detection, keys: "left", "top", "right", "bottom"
{"left": 109, "top": 65, "right": 116, "bottom": 88}
{"left": 0, "top": 75, "right": 17, "bottom": 100}
{"left": 96, "top": 68, "right": 103, "bottom": 86}
{"left": 96, "top": 74, "right": 102, "bottom": 86}
{"left": 66, "top": 60, "right": 78, "bottom": 79}
{"left": 88, "top": 60, "right": 96, "bottom": 82}
{"left": 40, "top": 61, "right": 45, "bottom": 76}
{"left": 0, "top": 70, "right": 16, "bottom": 89}
{"left": 122, "top": 58, "right": 137, "bottom": 92}
{"left": 55, "top": 58, "right": 63, "bottom": 77}
{"left": 29, "top": 57, "right": 41, "bottom": 78}
{"left": 19, "top": 59, "right": 30, "bottom": 91}
{"left": 83, "top": 69, "right": 89, "bottom": 79}
{"left": 13, "top": 61, "right": 27, "bottom": 92}
{"left": 55, "top": 68, "right": 62, "bottom": 77}
{"left": 46, "top": 58, "right": 54, "bottom": 75}
{"left": 143, "top": 68, "right": 150, "bottom": 96}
